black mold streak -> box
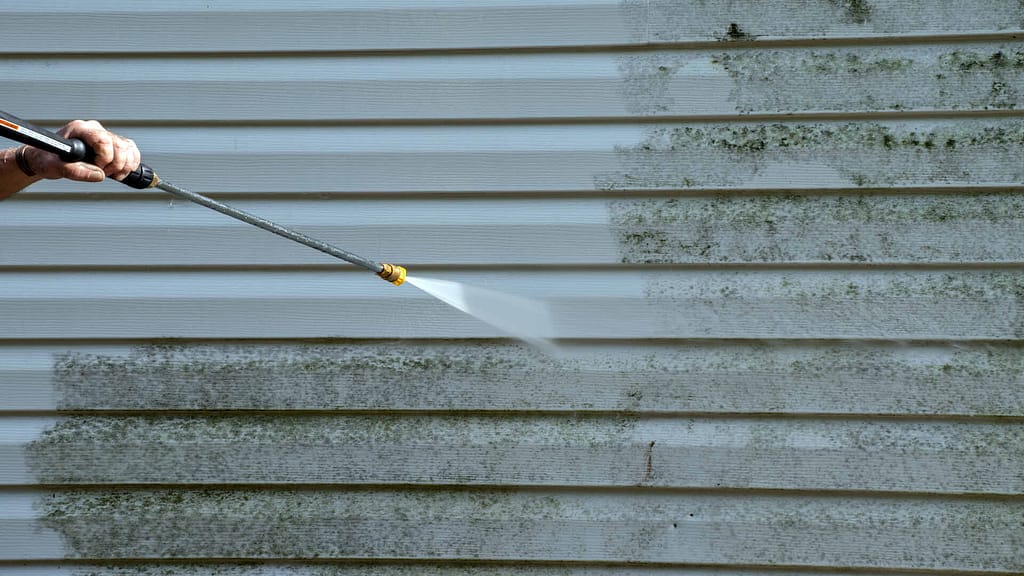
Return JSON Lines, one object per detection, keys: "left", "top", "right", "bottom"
{"left": 718, "top": 22, "right": 756, "bottom": 42}
{"left": 640, "top": 440, "right": 656, "bottom": 485}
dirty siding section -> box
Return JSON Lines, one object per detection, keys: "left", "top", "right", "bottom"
{"left": 1, "top": 1, "right": 1024, "bottom": 574}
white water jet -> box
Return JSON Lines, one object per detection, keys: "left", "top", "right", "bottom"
{"left": 406, "top": 276, "right": 556, "bottom": 352}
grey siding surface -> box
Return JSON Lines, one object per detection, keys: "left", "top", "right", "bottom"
{"left": 1, "top": 1, "right": 1023, "bottom": 574}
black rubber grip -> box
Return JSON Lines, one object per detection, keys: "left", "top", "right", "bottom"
{"left": 119, "top": 162, "right": 157, "bottom": 189}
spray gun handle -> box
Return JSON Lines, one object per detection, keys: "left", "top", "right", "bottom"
{"left": 0, "top": 109, "right": 156, "bottom": 189}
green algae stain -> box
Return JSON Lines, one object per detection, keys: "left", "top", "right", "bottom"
{"left": 33, "top": 488, "right": 580, "bottom": 560}
{"left": 939, "top": 49, "right": 1024, "bottom": 109}
{"left": 620, "top": 45, "right": 1023, "bottom": 118}
{"left": 611, "top": 192, "right": 1024, "bottom": 264}
{"left": 50, "top": 342, "right": 559, "bottom": 411}
{"left": 829, "top": 0, "right": 873, "bottom": 23}
{"left": 942, "top": 49, "right": 1024, "bottom": 72}
{"left": 34, "top": 488, "right": 1024, "bottom": 566}
{"left": 617, "top": 53, "right": 683, "bottom": 115}
{"left": 799, "top": 52, "right": 913, "bottom": 74}
{"left": 24, "top": 413, "right": 642, "bottom": 485}
{"left": 49, "top": 566, "right": 603, "bottom": 575}
{"left": 595, "top": 121, "right": 1024, "bottom": 190}
{"left": 708, "top": 45, "right": 1023, "bottom": 114}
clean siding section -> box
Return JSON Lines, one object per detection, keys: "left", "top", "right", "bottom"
{"left": 0, "top": 1, "right": 1022, "bottom": 574}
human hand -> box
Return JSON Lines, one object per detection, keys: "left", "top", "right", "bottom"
{"left": 20, "top": 119, "right": 141, "bottom": 183}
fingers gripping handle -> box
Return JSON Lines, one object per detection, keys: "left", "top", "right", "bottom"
{"left": 0, "top": 110, "right": 156, "bottom": 189}
{"left": 72, "top": 140, "right": 157, "bottom": 189}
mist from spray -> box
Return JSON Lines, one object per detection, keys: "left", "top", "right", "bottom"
{"left": 405, "top": 276, "right": 556, "bottom": 353}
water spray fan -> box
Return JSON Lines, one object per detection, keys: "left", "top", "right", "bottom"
{"left": 0, "top": 110, "right": 407, "bottom": 286}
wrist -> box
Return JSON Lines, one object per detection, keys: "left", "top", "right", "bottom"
{"left": 15, "top": 146, "right": 37, "bottom": 177}
{"left": 1, "top": 147, "right": 42, "bottom": 200}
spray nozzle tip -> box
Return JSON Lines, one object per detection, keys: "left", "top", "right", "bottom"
{"left": 378, "top": 263, "right": 407, "bottom": 286}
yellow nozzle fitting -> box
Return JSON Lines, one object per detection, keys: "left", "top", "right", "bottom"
{"left": 378, "top": 263, "right": 407, "bottom": 286}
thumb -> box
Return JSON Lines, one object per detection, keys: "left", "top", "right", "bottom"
{"left": 62, "top": 162, "right": 106, "bottom": 183}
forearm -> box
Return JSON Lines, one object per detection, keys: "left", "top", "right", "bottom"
{"left": 0, "top": 147, "right": 42, "bottom": 200}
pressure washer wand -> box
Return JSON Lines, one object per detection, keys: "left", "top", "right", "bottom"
{"left": 154, "top": 179, "right": 406, "bottom": 284}
{"left": 0, "top": 110, "right": 406, "bottom": 286}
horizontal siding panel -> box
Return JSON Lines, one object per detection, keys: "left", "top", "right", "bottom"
{"left": 4, "top": 192, "right": 1024, "bottom": 266}
{"left": 16, "top": 119, "right": 1024, "bottom": 194}
{"left": 2, "top": 1, "right": 1022, "bottom": 53}
{"left": 611, "top": 192, "right": 1024, "bottom": 265}
{"left": 1, "top": 489, "right": 1020, "bottom": 570}
{"left": 5, "top": 415, "right": 1023, "bottom": 494}
{"left": 597, "top": 120, "right": 1024, "bottom": 191}
{"left": 0, "top": 568, "right": 978, "bottom": 576}
{"left": 3, "top": 342, "right": 1022, "bottom": 416}
{"left": 1, "top": 270, "right": 1021, "bottom": 340}
{"left": 0, "top": 568, "right": 979, "bottom": 576}
{"left": 0, "top": 1, "right": 632, "bottom": 53}
{"left": 0, "top": 348, "right": 55, "bottom": 411}
{"left": 5, "top": 43, "right": 1023, "bottom": 121}
{"left": 0, "top": 198, "right": 617, "bottom": 267}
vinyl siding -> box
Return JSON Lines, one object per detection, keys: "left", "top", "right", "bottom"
{"left": 1, "top": 1, "right": 1023, "bottom": 574}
